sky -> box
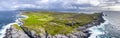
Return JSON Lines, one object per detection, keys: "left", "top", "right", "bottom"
{"left": 0, "top": 0, "right": 120, "bottom": 11}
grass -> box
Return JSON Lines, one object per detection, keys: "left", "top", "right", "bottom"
{"left": 13, "top": 24, "right": 22, "bottom": 30}
{"left": 44, "top": 24, "right": 74, "bottom": 35}
{"left": 21, "top": 11, "right": 100, "bottom": 35}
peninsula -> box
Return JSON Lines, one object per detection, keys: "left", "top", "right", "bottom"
{"left": 4, "top": 11, "right": 104, "bottom": 38}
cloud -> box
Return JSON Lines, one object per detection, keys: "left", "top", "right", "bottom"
{"left": 0, "top": 0, "right": 120, "bottom": 11}
{"left": 102, "top": 5, "right": 120, "bottom": 11}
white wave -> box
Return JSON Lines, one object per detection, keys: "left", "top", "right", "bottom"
{"left": 0, "top": 12, "right": 27, "bottom": 38}
{"left": 0, "top": 20, "right": 18, "bottom": 38}
{"left": 88, "top": 15, "right": 109, "bottom": 38}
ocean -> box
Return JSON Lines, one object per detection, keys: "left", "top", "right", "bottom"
{"left": 0, "top": 11, "right": 20, "bottom": 38}
{"left": 89, "top": 11, "right": 120, "bottom": 38}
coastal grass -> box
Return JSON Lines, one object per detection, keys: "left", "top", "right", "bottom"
{"left": 21, "top": 11, "right": 100, "bottom": 35}
{"left": 13, "top": 24, "right": 22, "bottom": 30}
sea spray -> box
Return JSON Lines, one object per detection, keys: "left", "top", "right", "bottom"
{"left": 0, "top": 20, "right": 18, "bottom": 38}
{"left": 0, "top": 13, "right": 28, "bottom": 38}
{"left": 88, "top": 14, "right": 109, "bottom": 38}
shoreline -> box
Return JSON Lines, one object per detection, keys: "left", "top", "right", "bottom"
{"left": 3, "top": 12, "right": 105, "bottom": 38}
{"left": 76, "top": 12, "right": 105, "bottom": 38}
{"left": 0, "top": 12, "right": 28, "bottom": 38}
{"left": 88, "top": 16, "right": 107, "bottom": 38}
{"left": 3, "top": 14, "right": 29, "bottom": 38}
{"left": 88, "top": 13, "right": 109, "bottom": 38}
{"left": 0, "top": 19, "right": 18, "bottom": 38}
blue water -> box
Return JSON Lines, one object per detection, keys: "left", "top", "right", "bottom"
{"left": 0, "top": 11, "right": 19, "bottom": 25}
{"left": 0, "top": 11, "right": 20, "bottom": 37}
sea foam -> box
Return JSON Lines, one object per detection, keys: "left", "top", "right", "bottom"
{"left": 88, "top": 14, "right": 109, "bottom": 38}
{"left": 0, "top": 13, "right": 28, "bottom": 38}
{"left": 0, "top": 20, "right": 18, "bottom": 38}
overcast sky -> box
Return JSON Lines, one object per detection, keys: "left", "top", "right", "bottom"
{"left": 0, "top": 0, "right": 120, "bottom": 11}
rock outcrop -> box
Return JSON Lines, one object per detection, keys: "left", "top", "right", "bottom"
{"left": 3, "top": 26, "right": 30, "bottom": 38}
{"left": 4, "top": 13, "right": 105, "bottom": 38}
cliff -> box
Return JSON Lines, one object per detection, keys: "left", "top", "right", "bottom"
{"left": 4, "top": 12, "right": 105, "bottom": 38}
{"left": 3, "top": 24, "right": 30, "bottom": 38}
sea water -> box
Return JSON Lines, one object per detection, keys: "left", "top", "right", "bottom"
{"left": 0, "top": 11, "right": 20, "bottom": 38}
{"left": 89, "top": 11, "right": 120, "bottom": 38}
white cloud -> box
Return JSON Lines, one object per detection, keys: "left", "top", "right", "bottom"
{"left": 73, "top": 0, "right": 100, "bottom": 6}
{"left": 74, "top": 0, "right": 89, "bottom": 4}
{"left": 89, "top": 0, "right": 100, "bottom": 6}
{"left": 102, "top": 5, "right": 120, "bottom": 11}
{"left": 0, "top": 0, "right": 120, "bottom": 11}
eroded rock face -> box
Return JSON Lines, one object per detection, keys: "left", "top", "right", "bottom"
{"left": 20, "top": 27, "right": 89, "bottom": 38}
{"left": 3, "top": 26, "right": 30, "bottom": 38}
{"left": 22, "top": 28, "right": 88, "bottom": 38}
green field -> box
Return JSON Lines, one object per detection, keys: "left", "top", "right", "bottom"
{"left": 21, "top": 11, "right": 100, "bottom": 35}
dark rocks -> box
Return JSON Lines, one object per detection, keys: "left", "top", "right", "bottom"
{"left": 75, "top": 13, "right": 105, "bottom": 38}
{"left": 4, "top": 27, "right": 12, "bottom": 38}
{"left": 20, "top": 26, "right": 41, "bottom": 38}
{"left": 66, "top": 22, "right": 80, "bottom": 26}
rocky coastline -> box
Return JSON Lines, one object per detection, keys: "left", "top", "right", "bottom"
{"left": 3, "top": 12, "right": 105, "bottom": 38}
